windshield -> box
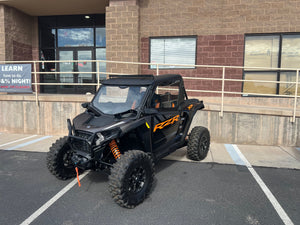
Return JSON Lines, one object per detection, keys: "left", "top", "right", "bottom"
{"left": 92, "top": 85, "right": 148, "bottom": 114}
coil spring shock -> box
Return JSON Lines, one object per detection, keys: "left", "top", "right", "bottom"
{"left": 109, "top": 139, "right": 121, "bottom": 159}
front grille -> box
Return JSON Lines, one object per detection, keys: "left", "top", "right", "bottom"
{"left": 71, "top": 131, "right": 93, "bottom": 153}
{"left": 76, "top": 131, "right": 93, "bottom": 139}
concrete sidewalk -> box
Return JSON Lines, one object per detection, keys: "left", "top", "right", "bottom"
{"left": 166, "top": 143, "right": 300, "bottom": 170}
{"left": 0, "top": 132, "right": 299, "bottom": 170}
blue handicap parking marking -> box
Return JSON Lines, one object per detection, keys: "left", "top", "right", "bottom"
{"left": 5, "top": 136, "right": 51, "bottom": 151}
{"left": 224, "top": 144, "right": 246, "bottom": 166}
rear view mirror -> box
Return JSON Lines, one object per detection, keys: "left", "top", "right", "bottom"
{"left": 81, "top": 102, "right": 89, "bottom": 108}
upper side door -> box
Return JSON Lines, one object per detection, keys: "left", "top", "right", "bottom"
{"left": 151, "top": 81, "right": 182, "bottom": 152}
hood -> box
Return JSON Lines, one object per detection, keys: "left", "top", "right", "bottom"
{"left": 72, "top": 112, "right": 133, "bottom": 133}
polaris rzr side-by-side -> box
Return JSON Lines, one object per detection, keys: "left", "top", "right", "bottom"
{"left": 47, "top": 74, "right": 210, "bottom": 208}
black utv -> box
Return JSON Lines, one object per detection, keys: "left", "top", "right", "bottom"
{"left": 47, "top": 74, "right": 210, "bottom": 208}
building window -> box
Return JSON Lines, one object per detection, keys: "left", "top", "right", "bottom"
{"left": 150, "top": 37, "right": 196, "bottom": 69}
{"left": 96, "top": 27, "right": 107, "bottom": 80}
{"left": 38, "top": 14, "right": 106, "bottom": 94}
{"left": 96, "top": 48, "right": 106, "bottom": 80}
{"left": 243, "top": 34, "right": 300, "bottom": 96}
{"left": 96, "top": 28, "right": 106, "bottom": 47}
{"left": 57, "top": 28, "right": 94, "bottom": 47}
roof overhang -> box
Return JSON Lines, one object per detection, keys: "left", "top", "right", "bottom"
{"left": 0, "top": 0, "right": 109, "bottom": 16}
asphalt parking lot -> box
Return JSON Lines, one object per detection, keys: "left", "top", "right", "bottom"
{"left": 0, "top": 133, "right": 300, "bottom": 225}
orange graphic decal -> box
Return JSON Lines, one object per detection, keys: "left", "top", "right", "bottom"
{"left": 187, "top": 104, "right": 193, "bottom": 110}
{"left": 153, "top": 115, "right": 180, "bottom": 132}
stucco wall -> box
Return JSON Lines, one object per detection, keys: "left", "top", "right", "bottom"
{"left": 0, "top": 95, "right": 298, "bottom": 146}
{"left": 192, "top": 110, "right": 300, "bottom": 146}
{"left": 0, "top": 95, "right": 93, "bottom": 135}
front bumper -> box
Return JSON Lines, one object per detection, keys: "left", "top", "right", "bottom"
{"left": 68, "top": 133, "right": 112, "bottom": 170}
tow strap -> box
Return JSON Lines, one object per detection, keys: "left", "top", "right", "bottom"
{"left": 75, "top": 167, "right": 81, "bottom": 187}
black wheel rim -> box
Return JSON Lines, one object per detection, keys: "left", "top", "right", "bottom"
{"left": 62, "top": 150, "right": 74, "bottom": 168}
{"left": 199, "top": 135, "right": 209, "bottom": 154}
{"left": 127, "top": 166, "right": 146, "bottom": 193}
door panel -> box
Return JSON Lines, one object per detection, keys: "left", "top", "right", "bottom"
{"left": 59, "top": 51, "right": 74, "bottom": 83}
{"left": 77, "top": 50, "right": 94, "bottom": 93}
{"left": 58, "top": 50, "right": 75, "bottom": 93}
{"left": 78, "top": 50, "right": 92, "bottom": 83}
{"left": 58, "top": 49, "right": 95, "bottom": 94}
{"left": 151, "top": 82, "right": 181, "bottom": 153}
{"left": 152, "top": 111, "right": 180, "bottom": 151}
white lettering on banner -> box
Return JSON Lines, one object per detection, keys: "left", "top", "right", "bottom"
{"left": 1, "top": 65, "right": 23, "bottom": 72}
{"left": 11, "top": 79, "right": 31, "bottom": 84}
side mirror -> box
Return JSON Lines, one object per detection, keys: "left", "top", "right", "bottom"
{"left": 144, "top": 108, "right": 158, "bottom": 115}
{"left": 81, "top": 102, "right": 89, "bottom": 108}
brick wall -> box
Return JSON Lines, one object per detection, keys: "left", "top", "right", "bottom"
{"left": 3, "top": 5, "right": 35, "bottom": 61}
{"left": 141, "top": 34, "right": 244, "bottom": 96}
{"left": 139, "top": 0, "right": 300, "bottom": 37}
{"left": 106, "top": 0, "right": 140, "bottom": 74}
{"left": 0, "top": 5, "right": 5, "bottom": 61}
{"left": 12, "top": 41, "right": 32, "bottom": 61}
{"left": 137, "top": 0, "right": 300, "bottom": 96}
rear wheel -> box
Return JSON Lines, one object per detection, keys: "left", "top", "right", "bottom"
{"left": 109, "top": 150, "right": 154, "bottom": 208}
{"left": 47, "top": 136, "right": 76, "bottom": 180}
{"left": 187, "top": 126, "right": 210, "bottom": 161}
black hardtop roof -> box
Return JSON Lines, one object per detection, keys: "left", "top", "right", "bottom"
{"left": 101, "top": 74, "right": 183, "bottom": 86}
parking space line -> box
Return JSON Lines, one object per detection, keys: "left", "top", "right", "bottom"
{"left": 20, "top": 171, "right": 89, "bottom": 225}
{"left": 5, "top": 136, "right": 51, "bottom": 151}
{"left": 224, "top": 144, "right": 245, "bottom": 166}
{"left": 0, "top": 135, "right": 37, "bottom": 148}
{"left": 229, "top": 144, "right": 294, "bottom": 225}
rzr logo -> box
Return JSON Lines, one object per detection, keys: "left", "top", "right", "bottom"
{"left": 153, "top": 115, "right": 180, "bottom": 132}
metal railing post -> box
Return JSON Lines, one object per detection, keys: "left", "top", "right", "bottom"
{"left": 219, "top": 67, "right": 225, "bottom": 118}
{"left": 156, "top": 64, "right": 159, "bottom": 94}
{"left": 33, "top": 62, "right": 39, "bottom": 107}
{"left": 292, "top": 69, "right": 299, "bottom": 123}
{"left": 96, "top": 61, "right": 100, "bottom": 90}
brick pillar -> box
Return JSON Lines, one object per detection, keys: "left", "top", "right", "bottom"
{"left": 32, "top": 17, "right": 39, "bottom": 62}
{"left": 0, "top": 5, "right": 5, "bottom": 61}
{"left": 106, "top": 0, "right": 140, "bottom": 74}
{"left": 4, "top": 5, "right": 34, "bottom": 61}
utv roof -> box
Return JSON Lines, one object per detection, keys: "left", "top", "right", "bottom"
{"left": 101, "top": 74, "right": 183, "bottom": 86}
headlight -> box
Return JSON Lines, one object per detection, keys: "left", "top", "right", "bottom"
{"left": 95, "top": 128, "right": 121, "bottom": 146}
{"left": 96, "top": 133, "right": 105, "bottom": 145}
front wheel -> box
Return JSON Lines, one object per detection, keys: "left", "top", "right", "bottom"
{"left": 187, "top": 126, "right": 210, "bottom": 161}
{"left": 108, "top": 150, "right": 154, "bottom": 208}
{"left": 46, "top": 136, "right": 76, "bottom": 180}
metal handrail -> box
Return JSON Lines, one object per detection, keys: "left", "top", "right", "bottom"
{"left": 0, "top": 60, "right": 299, "bottom": 122}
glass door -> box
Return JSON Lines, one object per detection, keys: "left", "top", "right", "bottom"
{"left": 58, "top": 49, "right": 95, "bottom": 94}
{"left": 77, "top": 50, "right": 94, "bottom": 93}
{"left": 59, "top": 50, "right": 74, "bottom": 93}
